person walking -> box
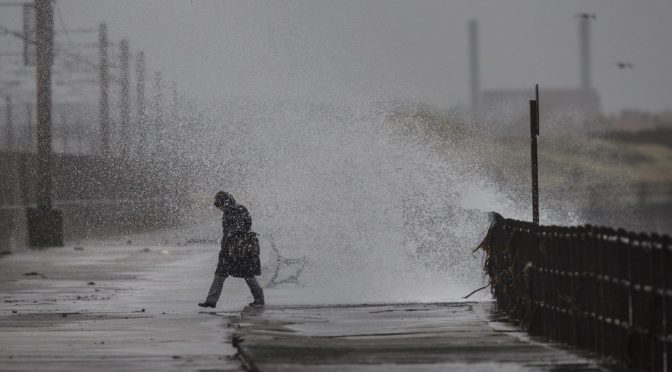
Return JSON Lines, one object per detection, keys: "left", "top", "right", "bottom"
{"left": 199, "top": 191, "right": 264, "bottom": 308}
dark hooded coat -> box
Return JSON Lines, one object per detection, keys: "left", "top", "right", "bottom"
{"left": 216, "top": 204, "right": 261, "bottom": 278}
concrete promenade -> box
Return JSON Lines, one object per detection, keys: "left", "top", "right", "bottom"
{"left": 234, "top": 303, "right": 608, "bottom": 371}
{"left": 0, "top": 233, "right": 245, "bottom": 371}
{"left": 1, "top": 233, "right": 609, "bottom": 372}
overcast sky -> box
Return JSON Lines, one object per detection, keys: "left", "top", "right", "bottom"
{"left": 2, "top": 0, "right": 671, "bottom": 113}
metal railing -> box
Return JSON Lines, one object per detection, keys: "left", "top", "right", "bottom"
{"left": 478, "top": 213, "right": 672, "bottom": 372}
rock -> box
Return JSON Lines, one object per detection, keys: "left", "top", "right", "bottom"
{"left": 12, "top": 310, "right": 18, "bottom": 313}
{"left": 87, "top": 282, "right": 95, "bottom": 285}
{"left": 74, "top": 246, "right": 84, "bottom": 251}
{"left": 141, "top": 247, "right": 151, "bottom": 253}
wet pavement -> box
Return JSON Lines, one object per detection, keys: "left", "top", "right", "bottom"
{"left": 233, "top": 302, "right": 609, "bottom": 372}
{"left": 1, "top": 234, "right": 610, "bottom": 372}
{"left": 0, "top": 235, "right": 246, "bottom": 372}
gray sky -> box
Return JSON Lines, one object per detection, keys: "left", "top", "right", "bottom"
{"left": 2, "top": 0, "right": 671, "bottom": 113}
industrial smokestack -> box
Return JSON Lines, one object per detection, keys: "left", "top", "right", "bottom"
{"left": 468, "top": 19, "right": 480, "bottom": 120}
{"left": 579, "top": 16, "right": 591, "bottom": 90}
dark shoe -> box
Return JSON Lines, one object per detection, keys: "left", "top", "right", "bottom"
{"left": 248, "top": 301, "right": 264, "bottom": 308}
{"left": 198, "top": 302, "right": 215, "bottom": 308}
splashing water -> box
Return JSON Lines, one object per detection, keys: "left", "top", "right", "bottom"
{"left": 187, "top": 101, "right": 530, "bottom": 304}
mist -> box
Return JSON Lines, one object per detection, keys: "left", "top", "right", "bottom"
{"left": 1, "top": 0, "right": 671, "bottom": 304}
{"left": 16, "top": 0, "right": 670, "bottom": 113}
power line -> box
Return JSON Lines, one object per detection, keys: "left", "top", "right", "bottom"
{"left": 55, "top": 0, "right": 75, "bottom": 51}
{"left": 0, "top": 23, "right": 121, "bottom": 83}
{"left": 0, "top": 24, "right": 25, "bottom": 40}
{"left": 56, "top": 28, "right": 96, "bottom": 34}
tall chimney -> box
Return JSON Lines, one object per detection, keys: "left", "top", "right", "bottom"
{"left": 469, "top": 19, "right": 481, "bottom": 121}
{"left": 579, "top": 16, "right": 591, "bottom": 91}
{"left": 468, "top": 19, "right": 480, "bottom": 120}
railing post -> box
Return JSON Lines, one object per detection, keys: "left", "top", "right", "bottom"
{"left": 664, "top": 235, "right": 671, "bottom": 372}
{"left": 480, "top": 215, "right": 670, "bottom": 370}
{"left": 570, "top": 226, "right": 578, "bottom": 346}
{"left": 653, "top": 234, "right": 666, "bottom": 372}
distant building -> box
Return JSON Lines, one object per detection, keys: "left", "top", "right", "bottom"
{"left": 478, "top": 87, "right": 602, "bottom": 134}
{"left": 609, "top": 110, "right": 672, "bottom": 132}
{"left": 469, "top": 17, "right": 603, "bottom": 134}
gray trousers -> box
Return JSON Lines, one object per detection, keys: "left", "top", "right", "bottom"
{"left": 205, "top": 275, "right": 264, "bottom": 305}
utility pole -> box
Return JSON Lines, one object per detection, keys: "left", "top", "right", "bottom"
{"left": 529, "top": 84, "right": 540, "bottom": 225}
{"left": 28, "top": 0, "right": 63, "bottom": 247}
{"left": 98, "top": 23, "right": 110, "bottom": 156}
{"left": 25, "top": 103, "right": 33, "bottom": 152}
{"left": 5, "top": 96, "right": 16, "bottom": 206}
{"left": 152, "top": 71, "right": 163, "bottom": 156}
{"left": 5, "top": 95, "right": 20, "bottom": 246}
{"left": 169, "top": 81, "right": 180, "bottom": 159}
{"left": 75, "top": 118, "right": 83, "bottom": 154}
{"left": 119, "top": 39, "right": 130, "bottom": 159}
{"left": 60, "top": 111, "right": 68, "bottom": 153}
{"left": 5, "top": 96, "right": 14, "bottom": 152}
{"left": 171, "top": 81, "right": 179, "bottom": 123}
{"left": 135, "top": 51, "right": 146, "bottom": 158}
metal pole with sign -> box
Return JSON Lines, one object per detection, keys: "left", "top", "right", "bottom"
{"left": 529, "top": 85, "right": 540, "bottom": 225}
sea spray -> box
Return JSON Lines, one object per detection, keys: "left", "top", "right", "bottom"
{"left": 186, "top": 101, "right": 533, "bottom": 303}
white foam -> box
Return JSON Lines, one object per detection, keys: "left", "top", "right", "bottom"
{"left": 187, "top": 102, "right": 526, "bottom": 303}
